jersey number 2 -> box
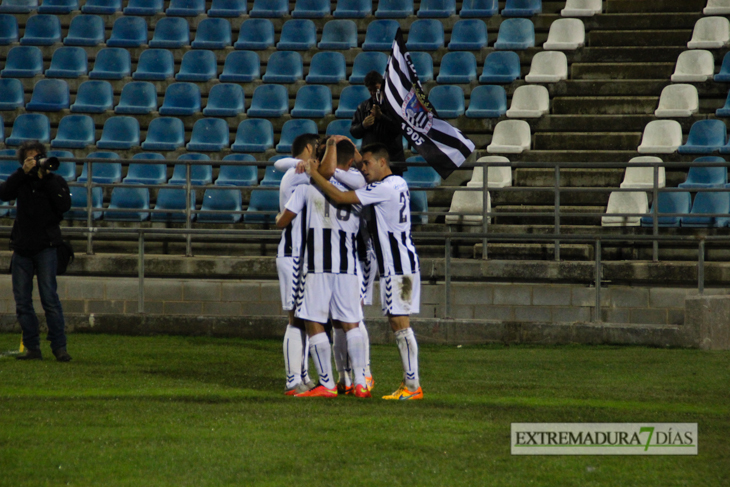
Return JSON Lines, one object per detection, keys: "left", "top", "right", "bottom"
{"left": 399, "top": 192, "right": 409, "bottom": 223}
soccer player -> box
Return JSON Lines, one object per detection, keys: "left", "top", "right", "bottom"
{"left": 306, "top": 143, "right": 423, "bottom": 400}
{"left": 276, "top": 142, "right": 370, "bottom": 399}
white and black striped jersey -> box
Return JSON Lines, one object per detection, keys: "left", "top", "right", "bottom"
{"left": 286, "top": 179, "right": 361, "bottom": 275}
{"left": 277, "top": 160, "right": 309, "bottom": 259}
{"left": 355, "top": 175, "right": 420, "bottom": 276}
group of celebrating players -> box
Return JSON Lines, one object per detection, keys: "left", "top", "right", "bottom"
{"left": 274, "top": 133, "right": 423, "bottom": 400}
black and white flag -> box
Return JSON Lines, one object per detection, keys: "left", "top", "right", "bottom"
{"left": 381, "top": 28, "right": 475, "bottom": 179}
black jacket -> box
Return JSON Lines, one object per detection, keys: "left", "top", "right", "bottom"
{"left": 350, "top": 98, "right": 406, "bottom": 163}
{"left": 0, "top": 168, "right": 71, "bottom": 256}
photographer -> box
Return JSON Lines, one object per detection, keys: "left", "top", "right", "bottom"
{"left": 350, "top": 71, "right": 406, "bottom": 174}
{"left": 0, "top": 141, "right": 71, "bottom": 361}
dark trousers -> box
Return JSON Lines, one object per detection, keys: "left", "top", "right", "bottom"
{"left": 11, "top": 247, "right": 67, "bottom": 351}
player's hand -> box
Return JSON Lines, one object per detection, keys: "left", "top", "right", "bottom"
{"left": 363, "top": 115, "right": 375, "bottom": 128}
{"left": 22, "top": 156, "right": 36, "bottom": 175}
{"left": 329, "top": 134, "right": 348, "bottom": 143}
{"left": 295, "top": 160, "right": 308, "bottom": 174}
{"left": 371, "top": 105, "right": 382, "bottom": 118}
{"left": 275, "top": 212, "right": 282, "bottom": 224}
{"left": 305, "top": 158, "right": 319, "bottom": 176}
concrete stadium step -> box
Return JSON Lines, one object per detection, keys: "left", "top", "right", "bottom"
{"left": 589, "top": 13, "right": 701, "bottom": 30}
{"left": 551, "top": 98, "right": 659, "bottom": 115}
{"left": 533, "top": 132, "right": 642, "bottom": 151}
{"left": 472, "top": 242, "right": 594, "bottom": 261}
{"left": 514, "top": 168, "right": 626, "bottom": 187}
{"left": 493, "top": 205, "right": 604, "bottom": 226}
{"left": 578, "top": 46, "right": 687, "bottom": 63}
{"left": 527, "top": 115, "right": 701, "bottom": 133}
{"left": 606, "top": 0, "right": 706, "bottom": 13}
{"left": 571, "top": 63, "right": 675, "bottom": 80}
{"left": 588, "top": 30, "right": 691, "bottom": 47}
{"left": 492, "top": 189, "right": 611, "bottom": 207}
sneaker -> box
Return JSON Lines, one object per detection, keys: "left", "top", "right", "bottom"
{"left": 382, "top": 383, "right": 423, "bottom": 400}
{"left": 295, "top": 384, "right": 338, "bottom": 398}
{"left": 52, "top": 348, "right": 72, "bottom": 362}
{"left": 354, "top": 384, "right": 372, "bottom": 398}
{"left": 284, "top": 382, "right": 311, "bottom": 396}
{"left": 16, "top": 349, "right": 42, "bottom": 361}
{"left": 365, "top": 375, "right": 375, "bottom": 392}
{"left": 336, "top": 382, "right": 354, "bottom": 396}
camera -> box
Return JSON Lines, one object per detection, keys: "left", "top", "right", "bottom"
{"left": 33, "top": 154, "right": 59, "bottom": 172}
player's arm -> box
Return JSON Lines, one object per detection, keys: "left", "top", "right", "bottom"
{"left": 275, "top": 209, "right": 297, "bottom": 228}
{"left": 307, "top": 160, "right": 361, "bottom": 205}
{"left": 275, "top": 184, "right": 307, "bottom": 228}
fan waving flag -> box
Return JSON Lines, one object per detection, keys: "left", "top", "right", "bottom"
{"left": 380, "top": 28, "right": 475, "bottom": 179}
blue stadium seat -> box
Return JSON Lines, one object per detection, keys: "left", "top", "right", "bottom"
{"left": 20, "top": 14, "right": 61, "bottom": 45}
{"left": 350, "top": 52, "right": 387, "bottom": 83}
{"left": 404, "top": 166, "right": 441, "bottom": 188}
{"left": 334, "top": 0, "right": 371, "bottom": 18}
{"left": 124, "top": 153, "right": 167, "bottom": 185}
{"left": 437, "top": 52, "right": 477, "bottom": 83}
{"left": 150, "top": 17, "right": 189, "bottom": 48}
{"left": 234, "top": 18, "right": 275, "bottom": 50}
{"left": 410, "top": 51, "right": 434, "bottom": 82}
{"left": 466, "top": 85, "right": 507, "bottom": 118}
{"left": 106, "top": 16, "right": 147, "bottom": 47}
{"left": 501, "top": 0, "right": 542, "bottom": 17}
{"left": 78, "top": 152, "right": 122, "bottom": 184}
{"left": 89, "top": 48, "right": 131, "bottom": 80}
{"left": 406, "top": 20, "right": 444, "bottom": 51}
{"left": 277, "top": 19, "right": 316, "bottom": 50}
{"left": 480, "top": 51, "right": 522, "bottom": 83}
{"left": 0, "top": 14, "right": 17, "bottom": 44}
{"left": 216, "top": 154, "right": 258, "bottom": 186}
{"left": 362, "top": 20, "right": 400, "bottom": 51}
{"left": 0, "top": 149, "right": 17, "bottom": 180}
{"left": 428, "top": 85, "right": 465, "bottom": 118}
{"left": 244, "top": 189, "right": 279, "bottom": 223}
{"left": 494, "top": 18, "right": 535, "bottom": 50}
{"left": 66, "top": 186, "right": 102, "bottom": 221}
{"left": 641, "top": 192, "right": 692, "bottom": 228}
{"left": 306, "top": 52, "right": 346, "bottom": 84}
{"left": 63, "top": 14, "right": 104, "bottom": 46}
{"left": 81, "top": 0, "right": 121, "bottom": 14}
{"left": 159, "top": 83, "right": 201, "bottom": 116}
{"left": 176, "top": 50, "right": 217, "bottom": 82}
{"left": 449, "top": 19, "right": 488, "bottom": 50}
{"left": 460, "top": 0, "right": 498, "bottom": 17}
{"left": 250, "top": 0, "right": 288, "bottom": 17}
{"left": 375, "top": 0, "right": 413, "bottom": 18}
{"left": 133, "top": 49, "right": 174, "bottom": 80}
{"left": 105, "top": 187, "right": 150, "bottom": 221}
{"left": 247, "top": 84, "right": 288, "bottom": 117}
{"left": 203, "top": 83, "right": 245, "bottom": 117}
{"left": 679, "top": 120, "right": 726, "bottom": 154}
{"left": 27, "top": 79, "right": 70, "bottom": 112}
{"left": 209, "top": 0, "right": 247, "bottom": 17}
{"left": 166, "top": 0, "right": 205, "bottom": 16}
{"left": 45, "top": 46, "right": 88, "bottom": 78}
{"left": 336, "top": 85, "right": 370, "bottom": 118}
{"left": 681, "top": 191, "right": 730, "bottom": 227}
{"left": 326, "top": 119, "right": 362, "bottom": 149}
{"left": 187, "top": 118, "right": 230, "bottom": 152}
{"left": 142, "top": 117, "right": 186, "bottom": 151}
{"left": 678, "top": 158, "right": 728, "bottom": 188}
{"left": 198, "top": 189, "right": 242, "bottom": 223}
{"left": 319, "top": 20, "right": 358, "bottom": 49}
{"left": 0, "top": 116, "right": 4, "bottom": 143}
{"left": 262, "top": 51, "right": 303, "bottom": 83}
{"left": 292, "top": 0, "right": 329, "bottom": 18}
{"left": 716, "top": 90, "right": 730, "bottom": 117}
{"left": 260, "top": 165, "right": 286, "bottom": 186}
{"left": 115, "top": 81, "right": 157, "bottom": 114}
{"left": 0, "top": 0, "right": 37, "bottom": 13}
{"left": 6, "top": 113, "right": 50, "bottom": 145}
{"left": 39, "top": 0, "right": 78, "bottom": 13}
{"left": 417, "top": 0, "right": 455, "bottom": 17}
{"left": 124, "top": 0, "right": 163, "bottom": 15}
{"left": 152, "top": 188, "right": 196, "bottom": 222}
{"left": 220, "top": 51, "right": 260, "bottom": 82}
{"left": 192, "top": 18, "right": 231, "bottom": 49}
{"left": 51, "top": 115, "right": 95, "bottom": 149}
{"left": 96, "top": 116, "right": 140, "bottom": 150}
{"left": 715, "top": 52, "right": 730, "bottom": 82}
{"left": 169, "top": 154, "right": 213, "bottom": 186}
{"left": 47, "top": 150, "right": 76, "bottom": 181}
{"left": 409, "top": 191, "right": 428, "bottom": 224}
{"left": 292, "top": 86, "right": 332, "bottom": 118}
{"left": 277, "top": 119, "right": 318, "bottom": 153}
{"left": 0, "top": 79, "right": 24, "bottom": 110}
{"left": 232, "top": 119, "right": 274, "bottom": 152}
{"left": 1, "top": 46, "right": 42, "bottom": 77}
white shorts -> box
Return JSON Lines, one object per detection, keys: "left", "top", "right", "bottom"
{"left": 380, "top": 272, "right": 421, "bottom": 316}
{"left": 296, "top": 273, "right": 363, "bottom": 324}
{"left": 276, "top": 256, "right": 301, "bottom": 311}
{"left": 358, "top": 252, "right": 377, "bottom": 306}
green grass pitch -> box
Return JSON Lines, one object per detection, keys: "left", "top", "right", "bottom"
{"left": 0, "top": 333, "right": 728, "bottom": 486}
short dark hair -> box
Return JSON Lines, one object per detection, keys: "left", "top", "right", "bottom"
{"left": 364, "top": 71, "right": 383, "bottom": 89}
{"left": 316, "top": 135, "right": 330, "bottom": 161}
{"left": 361, "top": 143, "right": 390, "bottom": 166}
{"left": 17, "top": 140, "right": 46, "bottom": 165}
{"left": 336, "top": 140, "right": 355, "bottom": 167}
{"left": 291, "top": 133, "right": 320, "bottom": 158}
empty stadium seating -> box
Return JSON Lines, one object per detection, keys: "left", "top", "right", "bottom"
{"left": 687, "top": 16, "right": 730, "bottom": 49}
{"left": 655, "top": 84, "right": 699, "bottom": 117}
{"left": 350, "top": 52, "right": 388, "bottom": 84}
{"left": 678, "top": 120, "right": 727, "bottom": 154}
{"left": 232, "top": 119, "right": 274, "bottom": 152}
{"left": 479, "top": 51, "right": 521, "bottom": 83}
{"left": 601, "top": 192, "right": 648, "bottom": 227}
{"left": 187, "top": 118, "right": 230, "bottom": 152}
{"left": 307, "top": 52, "right": 347, "bottom": 84}
{"left": 0, "top": 79, "right": 24, "bottom": 111}
{"left": 192, "top": 18, "right": 232, "bottom": 49}
{"left": 66, "top": 186, "right": 103, "bottom": 220}
{"left": 151, "top": 188, "right": 196, "bottom": 222}
{"left": 418, "top": 0, "right": 455, "bottom": 17}
{"left": 406, "top": 20, "right": 444, "bottom": 51}
{"left": 198, "top": 189, "right": 242, "bottom": 223}
{"left": 318, "top": 20, "right": 357, "bottom": 49}
{"left": 64, "top": 15, "right": 104, "bottom": 46}
{"left": 494, "top": 18, "right": 535, "bottom": 50}
{"left": 124, "top": 0, "right": 163, "bottom": 15}
{"left": 46, "top": 47, "right": 88, "bottom": 78}
{"left": 133, "top": 49, "right": 174, "bottom": 80}
{"left": 704, "top": 0, "right": 730, "bottom": 15}
{"left": 2, "top": 46, "right": 43, "bottom": 77}
{"left": 82, "top": 0, "right": 121, "bottom": 15}
{"left": 244, "top": 189, "right": 278, "bottom": 223}
{"left": 465, "top": 85, "right": 507, "bottom": 118}
{"left": 250, "top": 0, "right": 288, "bottom": 18}
{"left": 262, "top": 51, "right": 303, "bottom": 83}
{"left": 150, "top": 17, "right": 190, "bottom": 49}
{"left": 277, "top": 119, "right": 318, "bottom": 153}
{"left": 681, "top": 192, "right": 730, "bottom": 227}
{"left": 620, "top": 156, "right": 666, "bottom": 189}
{"left": 0, "top": 14, "right": 18, "bottom": 44}
{"left": 333, "top": 0, "right": 371, "bottom": 18}
{"left": 104, "top": 187, "right": 150, "bottom": 222}
{"left": 0, "top": 0, "right": 38, "bottom": 13}
{"left": 641, "top": 192, "right": 691, "bottom": 228}
{"left": 678, "top": 158, "right": 728, "bottom": 188}
{"left": 375, "top": 0, "right": 413, "bottom": 18}
{"left": 448, "top": 19, "right": 488, "bottom": 51}
{"left": 506, "top": 85, "right": 550, "bottom": 118}
{"left": 166, "top": 0, "right": 205, "bottom": 17}
{"left": 437, "top": 52, "right": 478, "bottom": 84}
{"left": 142, "top": 117, "right": 185, "bottom": 151}
{"left": 637, "top": 121, "right": 683, "bottom": 154}
{"left": 543, "top": 18, "right": 585, "bottom": 50}
{"left": 27, "top": 79, "right": 70, "bottom": 111}
{"left": 159, "top": 83, "right": 201, "bottom": 116}
{"left": 671, "top": 50, "right": 715, "bottom": 82}
{"left": 292, "top": 0, "right": 330, "bottom": 18}
{"left": 176, "top": 50, "right": 218, "bottom": 82}
{"left": 561, "top": 0, "right": 602, "bottom": 16}
{"left": 124, "top": 154, "right": 167, "bottom": 185}
{"left": 51, "top": 114, "right": 95, "bottom": 149}
{"left": 169, "top": 154, "right": 213, "bottom": 186}
{"left": 208, "top": 0, "right": 247, "bottom": 17}
{"left": 89, "top": 48, "right": 131, "bottom": 80}
{"left": 336, "top": 86, "right": 370, "bottom": 118}
{"left": 6, "top": 113, "right": 50, "bottom": 145}
{"left": 277, "top": 19, "right": 316, "bottom": 50}
{"left": 235, "top": 19, "right": 275, "bottom": 49}
{"left": 115, "top": 82, "right": 157, "bottom": 114}
{"left": 216, "top": 155, "right": 258, "bottom": 186}
{"left": 428, "top": 85, "right": 465, "bottom": 118}
{"left": 78, "top": 153, "right": 122, "bottom": 184}
{"left": 502, "top": 0, "right": 542, "bottom": 17}
{"left": 106, "top": 16, "right": 147, "bottom": 47}
{"left": 203, "top": 84, "right": 245, "bottom": 117}
{"left": 487, "top": 120, "right": 531, "bottom": 153}
{"left": 96, "top": 116, "right": 140, "bottom": 150}
{"left": 291, "top": 85, "right": 333, "bottom": 118}
{"left": 460, "top": 0, "right": 498, "bottom": 17}
{"left": 525, "top": 51, "right": 568, "bottom": 82}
